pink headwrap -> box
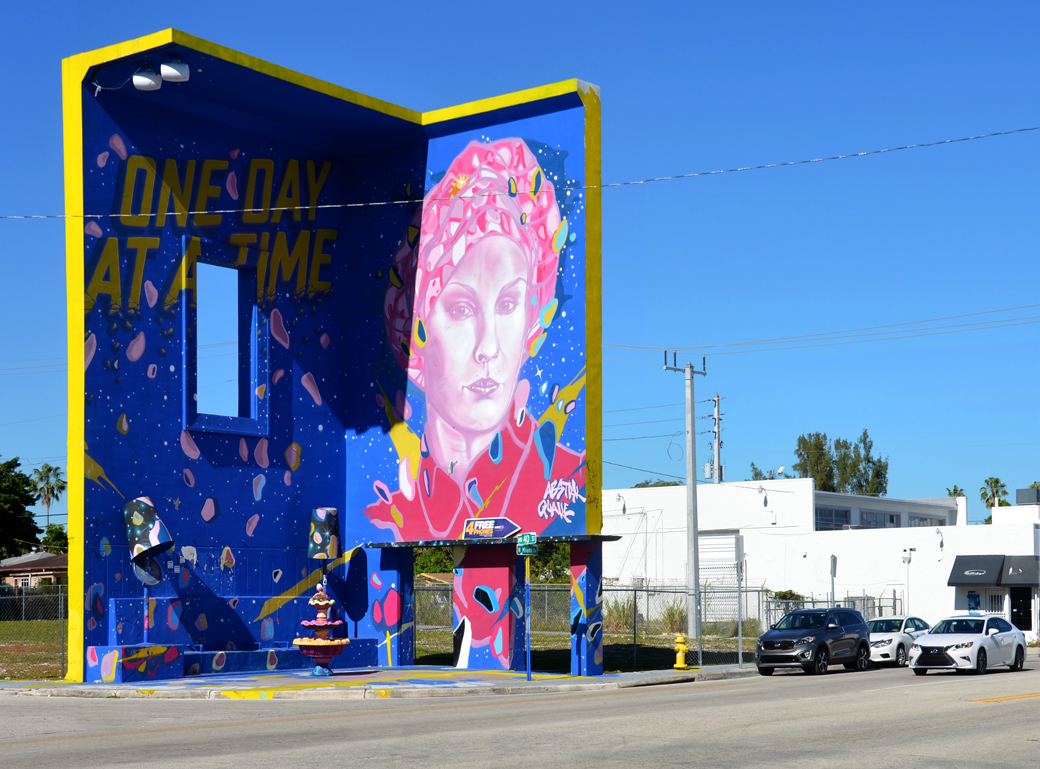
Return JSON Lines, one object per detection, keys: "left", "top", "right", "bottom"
{"left": 384, "top": 138, "right": 566, "bottom": 388}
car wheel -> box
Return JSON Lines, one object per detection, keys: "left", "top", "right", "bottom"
{"left": 895, "top": 644, "right": 907, "bottom": 667}
{"left": 854, "top": 644, "right": 870, "bottom": 671}
{"left": 757, "top": 666, "right": 774, "bottom": 676}
{"left": 974, "top": 648, "right": 987, "bottom": 675}
{"left": 1012, "top": 646, "right": 1025, "bottom": 672}
{"left": 811, "top": 646, "right": 829, "bottom": 675}
{"left": 913, "top": 668, "right": 927, "bottom": 676}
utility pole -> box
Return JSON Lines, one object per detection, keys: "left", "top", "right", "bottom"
{"left": 665, "top": 351, "right": 707, "bottom": 665}
{"left": 711, "top": 393, "right": 723, "bottom": 484}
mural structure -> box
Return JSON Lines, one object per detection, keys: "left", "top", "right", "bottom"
{"left": 63, "top": 29, "right": 601, "bottom": 683}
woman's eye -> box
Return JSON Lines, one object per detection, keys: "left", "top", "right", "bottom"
{"left": 449, "top": 302, "right": 474, "bottom": 320}
{"left": 497, "top": 298, "right": 517, "bottom": 314}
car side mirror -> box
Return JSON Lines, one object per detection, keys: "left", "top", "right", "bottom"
{"left": 827, "top": 622, "right": 839, "bottom": 630}
{"left": 987, "top": 627, "right": 999, "bottom": 636}
{"left": 770, "top": 624, "right": 777, "bottom": 630}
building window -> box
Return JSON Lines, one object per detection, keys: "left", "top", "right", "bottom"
{"left": 815, "top": 508, "right": 850, "bottom": 531}
{"left": 909, "top": 515, "right": 946, "bottom": 527}
{"left": 860, "top": 511, "right": 900, "bottom": 529}
{"left": 987, "top": 592, "right": 1005, "bottom": 614}
{"left": 18, "top": 578, "right": 29, "bottom": 588}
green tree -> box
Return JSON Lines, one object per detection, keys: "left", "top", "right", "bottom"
{"left": 414, "top": 546, "right": 453, "bottom": 574}
{"left": 792, "top": 430, "right": 888, "bottom": 496}
{"left": 0, "top": 457, "right": 42, "bottom": 558}
{"left": 769, "top": 589, "right": 805, "bottom": 601}
{"left": 1030, "top": 481, "right": 1039, "bottom": 490}
{"left": 633, "top": 478, "right": 681, "bottom": 488}
{"left": 39, "top": 523, "right": 68, "bottom": 554}
{"left": 946, "top": 485, "right": 965, "bottom": 497}
{"left": 30, "top": 463, "right": 66, "bottom": 528}
{"left": 531, "top": 542, "right": 570, "bottom": 583}
{"left": 980, "top": 477, "right": 1008, "bottom": 509}
{"left": 747, "top": 462, "right": 793, "bottom": 481}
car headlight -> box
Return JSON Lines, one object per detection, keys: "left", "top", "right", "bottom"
{"left": 911, "top": 643, "right": 921, "bottom": 651}
{"left": 797, "top": 635, "right": 816, "bottom": 645}
{"left": 946, "top": 641, "right": 974, "bottom": 651}
{"left": 871, "top": 638, "right": 893, "bottom": 648}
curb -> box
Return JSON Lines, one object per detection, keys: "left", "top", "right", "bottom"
{"left": 0, "top": 668, "right": 758, "bottom": 700}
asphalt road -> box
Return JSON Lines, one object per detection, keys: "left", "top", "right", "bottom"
{"left": 2, "top": 664, "right": 1039, "bottom": 767}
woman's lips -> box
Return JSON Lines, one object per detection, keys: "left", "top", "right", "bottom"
{"left": 466, "top": 378, "right": 501, "bottom": 397}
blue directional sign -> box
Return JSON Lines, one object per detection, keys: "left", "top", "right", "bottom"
{"left": 462, "top": 517, "right": 521, "bottom": 540}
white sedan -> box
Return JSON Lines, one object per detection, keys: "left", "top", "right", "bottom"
{"left": 868, "top": 615, "right": 930, "bottom": 666}
{"left": 909, "top": 615, "right": 1026, "bottom": 675}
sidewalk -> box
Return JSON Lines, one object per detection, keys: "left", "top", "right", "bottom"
{"left": 0, "top": 665, "right": 757, "bottom": 700}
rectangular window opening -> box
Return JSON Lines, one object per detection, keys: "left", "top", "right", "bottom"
{"left": 196, "top": 261, "right": 243, "bottom": 418}
{"left": 814, "top": 507, "right": 850, "bottom": 531}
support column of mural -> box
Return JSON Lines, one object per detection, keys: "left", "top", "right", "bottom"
{"left": 570, "top": 541, "right": 603, "bottom": 676}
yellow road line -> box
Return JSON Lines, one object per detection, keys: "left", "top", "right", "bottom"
{"left": 970, "top": 691, "right": 1040, "bottom": 703}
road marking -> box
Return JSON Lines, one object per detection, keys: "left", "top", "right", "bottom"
{"left": 970, "top": 691, "right": 1040, "bottom": 704}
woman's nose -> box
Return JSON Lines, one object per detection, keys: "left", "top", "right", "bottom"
{"left": 474, "top": 315, "right": 500, "bottom": 364}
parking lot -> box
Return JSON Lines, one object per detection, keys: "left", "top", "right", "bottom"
{"left": 2, "top": 662, "right": 1039, "bottom": 767}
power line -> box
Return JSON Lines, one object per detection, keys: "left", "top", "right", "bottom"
{"left": 603, "top": 402, "right": 685, "bottom": 414}
{"left": 603, "top": 461, "right": 685, "bottom": 480}
{"left": 604, "top": 416, "right": 685, "bottom": 428}
{"left": 1, "top": 125, "right": 1037, "bottom": 221}
{"left": 0, "top": 414, "right": 66, "bottom": 428}
{"left": 603, "top": 433, "right": 683, "bottom": 442}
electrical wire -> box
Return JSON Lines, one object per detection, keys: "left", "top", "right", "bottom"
{"left": 1, "top": 125, "right": 1037, "bottom": 221}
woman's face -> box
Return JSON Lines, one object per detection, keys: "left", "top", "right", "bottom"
{"left": 421, "top": 235, "right": 529, "bottom": 436}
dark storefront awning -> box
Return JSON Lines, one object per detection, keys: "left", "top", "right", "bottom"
{"left": 947, "top": 555, "right": 1005, "bottom": 586}
{"left": 1000, "top": 556, "right": 1040, "bottom": 586}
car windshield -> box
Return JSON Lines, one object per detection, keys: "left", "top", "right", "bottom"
{"left": 930, "top": 619, "right": 984, "bottom": 635}
{"left": 775, "top": 612, "right": 826, "bottom": 630}
{"left": 868, "top": 619, "right": 903, "bottom": 633}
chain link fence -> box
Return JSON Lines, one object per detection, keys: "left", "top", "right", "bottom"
{"left": 0, "top": 585, "right": 67, "bottom": 680}
{"left": 764, "top": 593, "right": 904, "bottom": 629}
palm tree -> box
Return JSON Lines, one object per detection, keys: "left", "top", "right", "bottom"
{"left": 979, "top": 477, "right": 1007, "bottom": 510}
{"left": 946, "top": 485, "right": 965, "bottom": 497}
{"left": 31, "top": 464, "right": 66, "bottom": 528}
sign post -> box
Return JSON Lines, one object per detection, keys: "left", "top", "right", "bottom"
{"left": 517, "top": 533, "right": 537, "bottom": 680}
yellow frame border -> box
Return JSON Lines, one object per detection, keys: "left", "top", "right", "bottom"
{"left": 63, "top": 29, "right": 601, "bottom": 681}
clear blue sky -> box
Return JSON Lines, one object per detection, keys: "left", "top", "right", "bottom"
{"left": 2, "top": 1, "right": 1038, "bottom": 527}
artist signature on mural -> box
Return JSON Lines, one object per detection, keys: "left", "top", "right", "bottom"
{"left": 537, "top": 478, "right": 585, "bottom": 523}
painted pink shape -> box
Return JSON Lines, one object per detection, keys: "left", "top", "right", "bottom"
{"left": 147, "top": 364, "right": 157, "bottom": 379}
{"left": 514, "top": 378, "right": 530, "bottom": 419}
{"left": 238, "top": 437, "right": 248, "bottom": 462}
{"left": 284, "top": 471, "right": 291, "bottom": 486}
{"left": 252, "top": 474, "right": 265, "bottom": 501}
{"left": 230, "top": 148, "right": 240, "bottom": 159}
{"left": 126, "top": 332, "right": 145, "bottom": 362}
{"left": 382, "top": 589, "right": 401, "bottom": 626}
{"left": 301, "top": 372, "right": 322, "bottom": 406}
{"left": 226, "top": 171, "right": 239, "bottom": 200}
{"left": 144, "top": 280, "right": 158, "bottom": 308}
{"left": 398, "top": 455, "right": 413, "bottom": 501}
{"left": 109, "top": 134, "right": 127, "bottom": 160}
{"left": 270, "top": 308, "right": 290, "bottom": 349}
{"left": 84, "top": 221, "right": 103, "bottom": 238}
{"left": 85, "top": 334, "right": 97, "bottom": 371}
{"left": 183, "top": 468, "right": 195, "bottom": 487}
{"left": 97, "top": 151, "right": 109, "bottom": 168}
{"left": 272, "top": 369, "right": 285, "bottom": 385}
{"left": 375, "top": 393, "right": 385, "bottom": 408}
{"left": 284, "top": 443, "right": 299, "bottom": 469}
{"left": 320, "top": 333, "right": 330, "bottom": 349}
{"left": 200, "top": 498, "right": 217, "bottom": 522}
{"left": 180, "top": 430, "right": 200, "bottom": 459}
{"left": 254, "top": 438, "right": 270, "bottom": 468}
{"left": 394, "top": 391, "right": 412, "bottom": 421}
{"left": 246, "top": 514, "right": 259, "bottom": 536}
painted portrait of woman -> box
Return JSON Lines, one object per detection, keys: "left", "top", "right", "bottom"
{"left": 366, "top": 137, "right": 586, "bottom": 544}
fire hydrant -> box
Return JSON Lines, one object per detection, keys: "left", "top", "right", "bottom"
{"left": 674, "top": 633, "right": 689, "bottom": 670}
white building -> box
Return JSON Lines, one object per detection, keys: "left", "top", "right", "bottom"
{"left": 602, "top": 479, "right": 1040, "bottom": 639}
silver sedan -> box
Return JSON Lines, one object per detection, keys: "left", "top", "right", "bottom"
{"left": 868, "top": 615, "right": 930, "bottom": 667}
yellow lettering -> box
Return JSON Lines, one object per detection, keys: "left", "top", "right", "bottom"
{"left": 156, "top": 159, "right": 196, "bottom": 228}
{"left": 84, "top": 238, "right": 122, "bottom": 312}
{"left": 305, "top": 160, "right": 331, "bottom": 222}
{"left": 230, "top": 233, "right": 257, "bottom": 266}
{"left": 126, "top": 237, "right": 159, "bottom": 310}
{"left": 308, "top": 229, "right": 336, "bottom": 296}
{"left": 118, "top": 156, "right": 157, "bottom": 228}
{"left": 164, "top": 237, "right": 200, "bottom": 310}
{"left": 271, "top": 159, "right": 301, "bottom": 224}
{"left": 193, "top": 160, "right": 227, "bottom": 227}
{"left": 267, "top": 230, "right": 310, "bottom": 300}
{"left": 244, "top": 159, "right": 274, "bottom": 224}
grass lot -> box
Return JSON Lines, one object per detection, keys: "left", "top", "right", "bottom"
{"left": 414, "top": 629, "right": 757, "bottom": 673}
{"left": 0, "top": 621, "right": 65, "bottom": 680}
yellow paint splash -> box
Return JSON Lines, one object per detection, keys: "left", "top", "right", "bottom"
{"left": 84, "top": 453, "right": 123, "bottom": 498}
{"left": 253, "top": 548, "right": 357, "bottom": 622}
{"left": 538, "top": 367, "right": 586, "bottom": 439}
{"left": 375, "top": 380, "right": 420, "bottom": 480}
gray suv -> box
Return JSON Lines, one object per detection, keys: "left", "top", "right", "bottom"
{"left": 757, "top": 608, "right": 871, "bottom": 675}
